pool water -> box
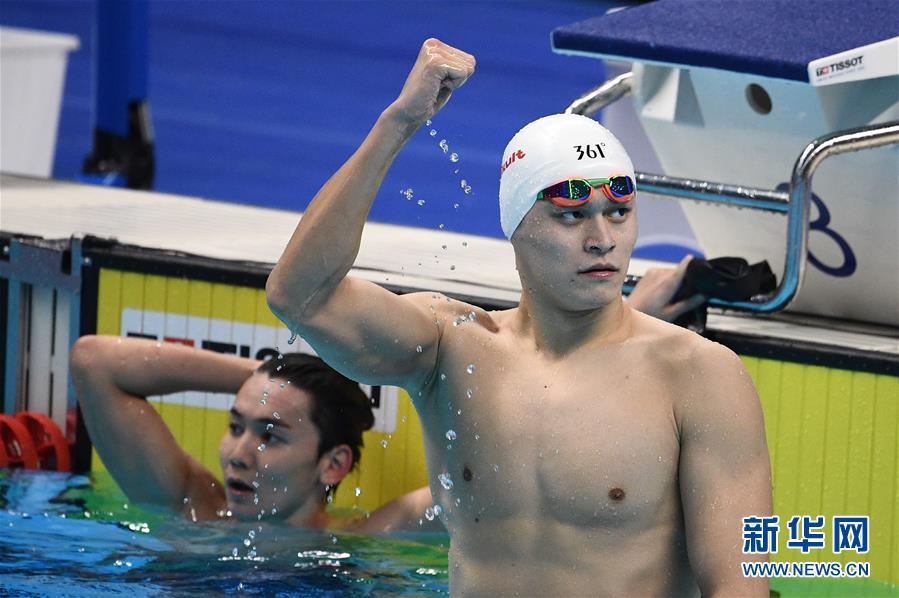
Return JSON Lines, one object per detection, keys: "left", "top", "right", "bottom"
{"left": 0, "top": 469, "right": 449, "bottom": 596}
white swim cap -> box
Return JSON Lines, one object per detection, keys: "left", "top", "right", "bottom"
{"left": 498, "top": 113, "right": 635, "bottom": 239}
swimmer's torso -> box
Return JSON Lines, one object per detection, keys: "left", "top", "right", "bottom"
{"left": 414, "top": 299, "right": 702, "bottom": 597}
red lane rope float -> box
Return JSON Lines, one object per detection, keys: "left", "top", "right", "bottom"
{"left": 0, "top": 414, "right": 39, "bottom": 469}
{"left": 15, "top": 412, "right": 71, "bottom": 472}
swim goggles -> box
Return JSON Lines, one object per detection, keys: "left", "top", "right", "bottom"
{"left": 536, "top": 175, "right": 635, "bottom": 207}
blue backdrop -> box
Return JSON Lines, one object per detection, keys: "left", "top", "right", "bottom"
{"left": 2, "top": 0, "right": 633, "bottom": 239}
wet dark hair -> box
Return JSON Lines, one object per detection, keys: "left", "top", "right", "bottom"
{"left": 255, "top": 353, "right": 374, "bottom": 472}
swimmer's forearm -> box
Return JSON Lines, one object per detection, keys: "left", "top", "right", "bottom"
{"left": 267, "top": 106, "right": 419, "bottom": 320}
{"left": 71, "top": 335, "right": 257, "bottom": 399}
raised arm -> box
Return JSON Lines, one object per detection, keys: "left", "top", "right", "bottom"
{"left": 266, "top": 39, "right": 475, "bottom": 391}
{"left": 678, "top": 341, "right": 773, "bottom": 597}
{"left": 70, "top": 335, "right": 257, "bottom": 514}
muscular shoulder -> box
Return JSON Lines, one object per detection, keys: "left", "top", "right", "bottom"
{"left": 403, "top": 292, "right": 501, "bottom": 336}
{"left": 629, "top": 310, "right": 756, "bottom": 425}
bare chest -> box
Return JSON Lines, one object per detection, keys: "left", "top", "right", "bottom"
{"left": 422, "top": 336, "right": 682, "bottom": 528}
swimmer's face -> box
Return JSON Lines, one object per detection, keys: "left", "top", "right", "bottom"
{"left": 219, "top": 372, "right": 349, "bottom": 523}
{"left": 512, "top": 190, "right": 637, "bottom": 310}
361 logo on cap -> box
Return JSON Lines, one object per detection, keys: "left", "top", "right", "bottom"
{"left": 501, "top": 149, "right": 526, "bottom": 174}
{"left": 573, "top": 144, "right": 605, "bottom": 160}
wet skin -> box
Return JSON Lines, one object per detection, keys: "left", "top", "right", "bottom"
{"left": 219, "top": 373, "right": 332, "bottom": 525}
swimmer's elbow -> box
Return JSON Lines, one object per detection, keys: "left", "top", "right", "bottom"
{"left": 70, "top": 335, "right": 103, "bottom": 381}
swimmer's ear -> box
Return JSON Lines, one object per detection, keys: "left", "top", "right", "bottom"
{"left": 318, "top": 445, "right": 353, "bottom": 487}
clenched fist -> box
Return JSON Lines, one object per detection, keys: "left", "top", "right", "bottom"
{"left": 388, "top": 39, "right": 476, "bottom": 128}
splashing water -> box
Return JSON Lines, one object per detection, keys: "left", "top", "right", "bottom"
{"left": 452, "top": 311, "right": 477, "bottom": 327}
{"left": 438, "top": 473, "right": 453, "bottom": 490}
{"left": 445, "top": 429, "right": 457, "bottom": 441}
{"left": 401, "top": 188, "right": 414, "bottom": 201}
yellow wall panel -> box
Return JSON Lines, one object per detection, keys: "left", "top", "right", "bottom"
{"left": 120, "top": 271, "right": 145, "bottom": 311}
{"left": 143, "top": 275, "right": 167, "bottom": 312}
{"left": 209, "top": 283, "right": 235, "bottom": 321}
{"left": 870, "top": 376, "right": 897, "bottom": 582}
{"left": 255, "top": 290, "right": 281, "bottom": 328}
{"left": 187, "top": 280, "right": 212, "bottom": 318}
{"left": 96, "top": 269, "right": 122, "bottom": 335}
{"left": 773, "top": 362, "right": 805, "bottom": 544}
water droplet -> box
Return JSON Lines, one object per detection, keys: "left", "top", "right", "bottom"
{"left": 257, "top": 443, "right": 267, "bottom": 452}
{"left": 417, "top": 199, "right": 426, "bottom": 206}
{"left": 446, "top": 429, "right": 457, "bottom": 441}
{"left": 271, "top": 507, "right": 277, "bottom": 515}
{"left": 424, "top": 506, "right": 435, "bottom": 521}
{"left": 454, "top": 497, "right": 462, "bottom": 507}
{"left": 243, "top": 538, "right": 251, "bottom": 547}
{"left": 466, "top": 364, "right": 476, "bottom": 374}
{"left": 474, "top": 434, "right": 480, "bottom": 440}
{"left": 251, "top": 481, "right": 260, "bottom": 489}
{"left": 439, "top": 223, "right": 445, "bottom": 230}
{"left": 354, "top": 487, "right": 362, "bottom": 497}
{"left": 401, "top": 187, "right": 414, "bottom": 200}
{"left": 273, "top": 411, "right": 280, "bottom": 419}
{"left": 287, "top": 332, "right": 298, "bottom": 345}
{"left": 433, "top": 505, "right": 443, "bottom": 517}
{"left": 449, "top": 153, "right": 459, "bottom": 162}
{"left": 426, "top": 119, "right": 432, "bottom": 126}
{"left": 438, "top": 472, "right": 454, "bottom": 490}
{"left": 449, "top": 264, "right": 455, "bottom": 270}
{"left": 453, "top": 168, "right": 460, "bottom": 174}
{"left": 466, "top": 388, "right": 473, "bottom": 399}
{"left": 416, "top": 344, "right": 423, "bottom": 353}
{"left": 381, "top": 439, "right": 389, "bottom": 448}
{"left": 232, "top": 547, "right": 239, "bottom": 557}
{"left": 493, "top": 464, "right": 500, "bottom": 472}
{"left": 657, "top": 455, "right": 663, "bottom": 462}
{"left": 439, "top": 139, "right": 449, "bottom": 153}
{"left": 248, "top": 529, "right": 256, "bottom": 539}
{"left": 429, "top": 129, "right": 437, "bottom": 137}
{"left": 266, "top": 423, "right": 274, "bottom": 431}
{"left": 453, "top": 203, "right": 460, "bottom": 209}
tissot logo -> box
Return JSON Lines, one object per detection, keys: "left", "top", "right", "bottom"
{"left": 815, "top": 55, "right": 864, "bottom": 78}
{"left": 501, "top": 149, "right": 526, "bottom": 174}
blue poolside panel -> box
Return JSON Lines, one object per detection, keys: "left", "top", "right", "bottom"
{"left": 552, "top": 0, "right": 898, "bottom": 81}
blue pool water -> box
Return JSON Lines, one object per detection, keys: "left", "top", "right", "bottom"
{"left": 0, "top": 470, "right": 449, "bottom": 596}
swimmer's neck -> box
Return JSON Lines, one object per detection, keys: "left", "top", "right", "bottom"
{"left": 513, "top": 294, "right": 632, "bottom": 357}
